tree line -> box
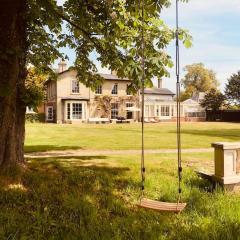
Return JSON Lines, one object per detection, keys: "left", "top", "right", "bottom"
{"left": 180, "top": 63, "right": 240, "bottom": 111}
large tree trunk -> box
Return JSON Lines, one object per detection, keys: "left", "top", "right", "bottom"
{"left": 0, "top": 0, "right": 27, "bottom": 168}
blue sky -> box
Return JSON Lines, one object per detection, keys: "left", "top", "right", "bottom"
{"left": 161, "top": 0, "right": 240, "bottom": 91}
{"left": 57, "top": 0, "right": 240, "bottom": 92}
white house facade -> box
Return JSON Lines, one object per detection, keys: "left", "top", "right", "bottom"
{"left": 44, "top": 61, "right": 206, "bottom": 123}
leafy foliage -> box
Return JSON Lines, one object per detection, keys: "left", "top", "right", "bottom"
{"left": 26, "top": 0, "right": 192, "bottom": 92}
{"left": 200, "top": 88, "right": 226, "bottom": 111}
{"left": 181, "top": 63, "right": 219, "bottom": 97}
{"left": 25, "top": 113, "right": 45, "bottom": 122}
{"left": 225, "top": 71, "right": 240, "bottom": 107}
{"left": 23, "top": 67, "right": 47, "bottom": 108}
{"left": 179, "top": 90, "right": 192, "bottom": 102}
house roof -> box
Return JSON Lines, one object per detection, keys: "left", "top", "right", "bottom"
{"left": 182, "top": 99, "right": 198, "bottom": 104}
{"left": 143, "top": 87, "right": 175, "bottom": 96}
{"left": 44, "top": 70, "right": 129, "bottom": 85}
{"left": 57, "top": 69, "right": 129, "bottom": 81}
{"left": 98, "top": 73, "right": 129, "bottom": 81}
{"left": 192, "top": 92, "right": 205, "bottom": 102}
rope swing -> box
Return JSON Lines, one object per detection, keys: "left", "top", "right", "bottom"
{"left": 137, "top": 0, "right": 187, "bottom": 213}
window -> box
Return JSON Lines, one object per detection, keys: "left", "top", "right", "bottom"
{"left": 72, "top": 103, "right": 82, "bottom": 119}
{"left": 47, "top": 106, "right": 53, "bottom": 120}
{"left": 72, "top": 80, "right": 80, "bottom": 93}
{"left": 66, "top": 102, "right": 83, "bottom": 120}
{"left": 95, "top": 85, "right": 102, "bottom": 95}
{"left": 150, "top": 105, "right": 154, "bottom": 117}
{"left": 145, "top": 105, "right": 154, "bottom": 117}
{"left": 111, "top": 103, "right": 118, "bottom": 119}
{"left": 126, "top": 85, "right": 131, "bottom": 95}
{"left": 161, "top": 105, "right": 170, "bottom": 116}
{"left": 111, "top": 83, "right": 118, "bottom": 95}
{"left": 126, "top": 103, "right": 133, "bottom": 119}
{"left": 145, "top": 105, "right": 149, "bottom": 117}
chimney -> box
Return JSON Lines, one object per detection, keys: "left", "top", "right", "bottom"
{"left": 58, "top": 59, "right": 67, "bottom": 73}
{"left": 158, "top": 79, "right": 162, "bottom": 88}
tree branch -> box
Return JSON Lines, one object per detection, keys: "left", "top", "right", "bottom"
{"left": 44, "top": 0, "right": 104, "bottom": 51}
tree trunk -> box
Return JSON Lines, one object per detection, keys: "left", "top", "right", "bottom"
{"left": 0, "top": 0, "right": 27, "bottom": 168}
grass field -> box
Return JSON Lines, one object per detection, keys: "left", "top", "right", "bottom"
{"left": 2, "top": 122, "right": 239, "bottom": 239}
{"left": 25, "top": 122, "right": 240, "bottom": 152}
{"left": 1, "top": 152, "right": 240, "bottom": 240}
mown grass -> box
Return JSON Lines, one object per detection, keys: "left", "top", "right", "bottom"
{"left": 1, "top": 152, "right": 240, "bottom": 240}
{"left": 25, "top": 122, "right": 240, "bottom": 152}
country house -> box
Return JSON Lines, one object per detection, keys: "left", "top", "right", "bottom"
{"left": 44, "top": 61, "right": 205, "bottom": 123}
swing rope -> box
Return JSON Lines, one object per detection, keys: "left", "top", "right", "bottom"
{"left": 140, "top": 0, "right": 183, "bottom": 203}
{"left": 176, "top": 0, "right": 183, "bottom": 202}
{"left": 140, "top": 0, "right": 145, "bottom": 197}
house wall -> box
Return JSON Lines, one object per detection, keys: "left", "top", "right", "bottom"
{"left": 143, "top": 94, "right": 206, "bottom": 122}
{"left": 56, "top": 70, "right": 91, "bottom": 123}
{"left": 47, "top": 70, "right": 139, "bottom": 123}
{"left": 46, "top": 81, "right": 57, "bottom": 101}
{"left": 45, "top": 81, "right": 57, "bottom": 122}
{"left": 89, "top": 80, "right": 138, "bottom": 120}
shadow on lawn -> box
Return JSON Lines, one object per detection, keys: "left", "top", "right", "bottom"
{"left": 0, "top": 156, "right": 173, "bottom": 240}
{"left": 1, "top": 156, "right": 240, "bottom": 240}
{"left": 24, "top": 145, "right": 84, "bottom": 153}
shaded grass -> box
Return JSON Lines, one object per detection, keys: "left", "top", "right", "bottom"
{"left": 1, "top": 152, "right": 240, "bottom": 239}
{"left": 25, "top": 122, "right": 240, "bottom": 152}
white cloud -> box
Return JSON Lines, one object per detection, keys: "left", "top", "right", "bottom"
{"left": 163, "top": 0, "right": 240, "bottom": 22}
{"left": 161, "top": 0, "right": 240, "bottom": 92}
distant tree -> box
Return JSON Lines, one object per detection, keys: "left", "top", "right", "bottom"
{"left": 200, "top": 88, "right": 226, "bottom": 111}
{"left": 225, "top": 71, "right": 240, "bottom": 107}
{"left": 24, "top": 68, "right": 46, "bottom": 110}
{"left": 179, "top": 90, "right": 191, "bottom": 102}
{"left": 182, "top": 63, "right": 219, "bottom": 97}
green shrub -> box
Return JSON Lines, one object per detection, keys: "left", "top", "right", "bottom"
{"left": 25, "top": 113, "right": 45, "bottom": 123}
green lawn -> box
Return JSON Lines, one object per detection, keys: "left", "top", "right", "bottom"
{"left": 8, "top": 122, "right": 238, "bottom": 239}
{"left": 1, "top": 152, "right": 240, "bottom": 239}
{"left": 25, "top": 122, "right": 240, "bottom": 152}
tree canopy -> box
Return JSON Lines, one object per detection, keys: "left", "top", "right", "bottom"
{"left": 225, "top": 71, "right": 240, "bottom": 107}
{"left": 181, "top": 63, "right": 219, "bottom": 100}
{"left": 200, "top": 88, "right": 226, "bottom": 111}
{"left": 28, "top": 0, "right": 192, "bottom": 91}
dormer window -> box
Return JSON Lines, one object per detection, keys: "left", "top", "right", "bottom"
{"left": 111, "top": 83, "right": 118, "bottom": 95}
{"left": 72, "top": 80, "right": 79, "bottom": 93}
{"left": 95, "top": 85, "right": 102, "bottom": 95}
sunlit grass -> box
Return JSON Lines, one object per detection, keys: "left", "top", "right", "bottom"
{"left": 25, "top": 122, "right": 240, "bottom": 152}
{"left": 1, "top": 152, "right": 240, "bottom": 239}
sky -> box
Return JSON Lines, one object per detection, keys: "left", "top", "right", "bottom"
{"left": 57, "top": 0, "right": 240, "bottom": 92}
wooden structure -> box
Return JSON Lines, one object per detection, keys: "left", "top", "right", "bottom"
{"left": 138, "top": 198, "right": 186, "bottom": 213}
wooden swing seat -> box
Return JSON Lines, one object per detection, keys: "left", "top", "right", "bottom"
{"left": 138, "top": 198, "right": 186, "bottom": 213}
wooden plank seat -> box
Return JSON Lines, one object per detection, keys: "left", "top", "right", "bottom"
{"left": 137, "top": 198, "right": 186, "bottom": 213}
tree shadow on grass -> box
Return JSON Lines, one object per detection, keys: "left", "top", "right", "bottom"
{"left": 0, "top": 156, "right": 174, "bottom": 240}
{"left": 1, "top": 156, "right": 240, "bottom": 240}
{"left": 24, "top": 145, "right": 84, "bottom": 153}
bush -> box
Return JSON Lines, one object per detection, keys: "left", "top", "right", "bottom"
{"left": 25, "top": 113, "right": 45, "bottom": 123}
